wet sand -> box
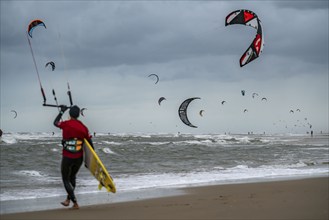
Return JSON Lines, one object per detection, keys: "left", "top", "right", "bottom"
{"left": 1, "top": 177, "right": 328, "bottom": 220}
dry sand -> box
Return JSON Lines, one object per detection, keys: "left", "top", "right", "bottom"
{"left": 1, "top": 177, "right": 328, "bottom": 220}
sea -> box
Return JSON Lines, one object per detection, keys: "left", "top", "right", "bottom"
{"left": 0, "top": 132, "right": 328, "bottom": 214}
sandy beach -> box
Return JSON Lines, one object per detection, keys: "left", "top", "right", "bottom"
{"left": 1, "top": 177, "right": 328, "bottom": 220}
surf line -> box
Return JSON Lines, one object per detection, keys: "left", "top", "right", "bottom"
{"left": 26, "top": 27, "right": 73, "bottom": 109}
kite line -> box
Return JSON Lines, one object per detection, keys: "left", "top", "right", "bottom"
{"left": 26, "top": 31, "right": 47, "bottom": 105}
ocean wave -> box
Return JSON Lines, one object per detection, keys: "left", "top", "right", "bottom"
{"left": 2, "top": 162, "right": 328, "bottom": 202}
{"left": 102, "top": 141, "right": 122, "bottom": 146}
{"left": 0, "top": 188, "right": 64, "bottom": 202}
{"left": 102, "top": 147, "right": 117, "bottom": 155}
{"left": 110, "top": 133, "right": 152, "bottom": 138}
{"left": 16, "top": 170, "right": 46, "bottom": 178}
{"left": 259, "top": 162, "right": 308, "bottom": 170}
{"left": 173, "top": 137, "right": 256, "bottom": 147}
{"left": 113, "top": 165, "right": 329, "bottom": 192}
{"left": 1, "top": 136, "right": 17, "bottom": 144}
{"left": 148, "top": 141, "right": 171, "bottom": 146}
{"left": 1, "top": 132, "right": 60, "bottom": 142}
{"left": 305, "top": 146, "right": 329, "bottom": 150}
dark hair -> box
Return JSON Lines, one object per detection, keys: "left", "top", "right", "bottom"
{"left": 69, "top": 105, "right": 80, "bottom": 119}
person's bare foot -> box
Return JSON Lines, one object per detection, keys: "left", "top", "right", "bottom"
{"left": 60, "top": 199, "right": 70, "bottom": 207}
{"left": 69, "top": 202, "right": 79, "bottom": 210}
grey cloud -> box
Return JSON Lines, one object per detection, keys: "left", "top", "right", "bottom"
{"left": 274, "top": 1, "right": 328, "bottom": 10}
{"left": 264, "top": 9, "right": 328, "bottom": 67}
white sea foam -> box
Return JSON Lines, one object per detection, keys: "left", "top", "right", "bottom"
{"left": 2, "top": 163, "right": 327, "bottom": 203}
{"left": 0, "top": 188, "right": 64, "bottom": 201}
{"left": 12, "top": 132, "right": 59, "bottom": 140}
{"left": 1, "top": 136, "right": 17, "bottom": 144}
{"left": 102, "top": 141, "right": 122, "bottom": 146}
{"left": 102, "top": 147, "right": 116, "bottom": 154}
{"left": 112, "top": 165, "right": 329, "bottom": 192}
{"left": 16, "top": 170, "right": 45, "bottom": 177}
{"left": 148, "top": 141, "right": 171, "bottom": 146}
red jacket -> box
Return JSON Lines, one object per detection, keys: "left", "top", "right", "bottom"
{"left": 57, "top": 119, "right": 91, "bottom": 158}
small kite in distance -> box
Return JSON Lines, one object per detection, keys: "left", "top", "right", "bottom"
{"left": 45, "top": 61, "right": 55, "bottom": 71}
{"left": 158, "top": 97, "right": 166, "bottom": 106}
{"left": 252, "top": 93, "right": 259, "bottom": 98}
{"left": 11, "top": 110, "right": 17, "bottom": 119}
{"left": 148, "top": 74, "right": 159, "bottom": 84}
{"left": 81, "top": 108, "right": 87, "bottom": 117}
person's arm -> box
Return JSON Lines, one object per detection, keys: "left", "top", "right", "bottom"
{"left": 53, "top": 105, "right": 69, "bottom": 127}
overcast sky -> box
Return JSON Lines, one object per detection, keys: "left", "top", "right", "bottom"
{"left": 1, "top": 0, "right": 328, "bottom": 134}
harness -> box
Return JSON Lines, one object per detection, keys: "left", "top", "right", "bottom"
{"left": 62, "top": 138, "right": 83, "bottom": 153}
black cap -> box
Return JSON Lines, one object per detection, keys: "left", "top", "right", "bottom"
{"left": 69, "top": 105, "right": 80, "bottom": 119}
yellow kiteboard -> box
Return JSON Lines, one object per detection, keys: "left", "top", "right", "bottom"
{"left": 83, "top": 139, "right": 116, "bottom": 193}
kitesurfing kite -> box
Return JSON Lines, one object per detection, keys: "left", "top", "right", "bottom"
{"left": 148, "top": 74, "right": 159, "bottom": 84}
{"left": 178, "top": 97, "right": 200, "bottom": 128}
{"left": 241, "top": 90, "right": 246, "bottom": 96}
{"left": 81, "top": 108, "right": 87, "bottom": 117}
{"left": 221, "top": 100, "right": 226, "bottom": 105}
{"left": 261, "top": 97, "right": 267, "bottom": 101}
{"left": 10, "top": 110, "right": 17, "bottom": 119}
{"left": 27, "top": 19, "right": 46, "bottom": 38}
{"left": 199, "top": 110, "right": 205, "bottom": 117}
{"left": 45, "top": 61, "right": 55, "bottom": 71}
{"left": 225, "top": 9, "right": 264, "bottom": 67}
{"left": 252, "top": 93, "right": 259, "bottom": 98}
{"left": 158, "top": 97, "right": 166, "bottom": 106}
{"left": 243, "top": 109, "right": 248, "bottom": 113}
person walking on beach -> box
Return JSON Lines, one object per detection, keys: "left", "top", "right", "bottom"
{"left": 54, "top": 105, "right": 93, "bottom": 209}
